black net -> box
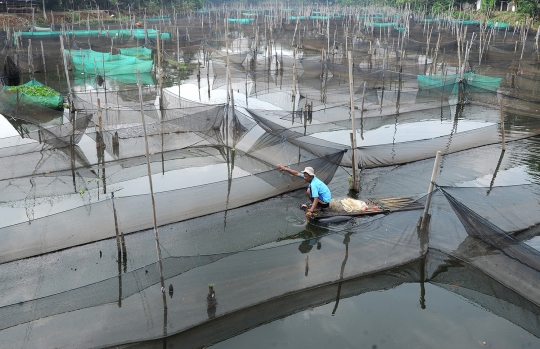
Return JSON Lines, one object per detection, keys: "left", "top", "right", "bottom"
{"left": 2, "top": 6, "right": 540, "bottom": 348}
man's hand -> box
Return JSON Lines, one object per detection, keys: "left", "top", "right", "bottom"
{"left": 305, "top": 210, "right": 313, "bottom": 219}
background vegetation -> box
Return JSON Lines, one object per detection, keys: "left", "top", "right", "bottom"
{"left": 39, "top": 0, "right": 539, "bottom": 22}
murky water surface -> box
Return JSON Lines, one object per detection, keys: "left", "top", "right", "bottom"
{"left": 1, "top": 19, "right": 540, "bottom": 348}
{"left": 211, "top": 283, "right": 540, "bottom": 349}
{"left": 312, "top": 120, "right": 495, "bottom": 146}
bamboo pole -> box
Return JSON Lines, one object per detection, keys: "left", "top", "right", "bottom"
{"left": 157, "top": 30, "right": 163, "bottom": 109}
{"left": 292, "top": 48, "right": 297, "bottom": 98}
{"left": 348, "top": 51, "right": 359, "bottom": 191}
{"left": 420, "top": 150, "right": 442, "bottom": 229}
{"left": 28, "top": 39, "right": 33, "bottom": 75}
{"left": 500, "top": 98, "right": 506, "bottom": 150}
{"left": 111, "top": 192, "right": 122, "bottom": 256}
{"left": 40, "top": 40, "right": 46, "bottom": 73}
{"left": 59, "top": 35, "right": 72, "bottom": 95}
{"left": 96, "top": 98, "right": 104, "bottom": 148}
{"left": 137, "top": 71, "right": 167, "bottom": 296}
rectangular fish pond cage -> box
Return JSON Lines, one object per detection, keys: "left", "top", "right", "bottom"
{"left": 1, "top": 5, "right": 540, "bottom": 348}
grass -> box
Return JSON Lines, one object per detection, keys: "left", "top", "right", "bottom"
{"left": 450, "top": 10, "right": 535, "bottom": 27}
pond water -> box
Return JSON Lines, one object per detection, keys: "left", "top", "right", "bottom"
{"left": 312, "top": 119, "right": 496, "bottom": 146}
{"left": 1, "top": 17, "right": 540, "bottom": 349}
{"left": 211, "top": 283, "right": 540, "bottom": 349}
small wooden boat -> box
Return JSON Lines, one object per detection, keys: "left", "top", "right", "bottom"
{"left": 309, "top": 197, "right": 423, "bottom": 223}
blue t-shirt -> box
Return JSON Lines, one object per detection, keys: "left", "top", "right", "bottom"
{"left": 302, "top": 174, "right": 331, "bottom": 203}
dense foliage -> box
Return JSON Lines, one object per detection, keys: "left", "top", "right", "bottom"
{"left": 39, "top": 0, "right": 538, "bottom": 19}
{"left": 336, "top": 0, "right": 539, "bottom": 18}
{"left": 43, "top": 0, "right": 203, "bottom": 12}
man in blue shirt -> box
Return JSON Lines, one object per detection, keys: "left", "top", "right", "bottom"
{"left": 277, "top": 164, "right": 332, "bottom": 219}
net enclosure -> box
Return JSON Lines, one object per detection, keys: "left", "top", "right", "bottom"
{"left": 0, "top": 184, "right": 540, "bottom": 348}
{"left": 2, "top": 4, "right": 540, "bottom": 348}
{"left": 65, "top": 49, "right": 154, "bottom": 75}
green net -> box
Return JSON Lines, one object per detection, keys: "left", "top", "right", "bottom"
{"left": 146, "top": 15, "right": 169, "bottom": 21}
{"left": 2, "top": 79, "right": 63, "bottom": 110}
{"left": 453, "top": 19, "right": 480, "bottom": 25}
{"left": 66, "top": 49, "right": 153, "bottom": 75}
{"left": 418, "top": 73, "right": 502, "bottom": 94}
{"left": 119, "top": 46, "right": 153, "bottom": 60}
{"left": 310, "top": 15, "right": 329, "bottom": 20}
{"left": 131, "top": 29, "right": 171, "bottom": 40}
{"left": 488, "top": 22, "right": 510, "bottom": 28}
{"left": 227, "top": 18, "right": 254, "bottom": 24}
{"left": 16, "top": 29, "right": 170, "bottom": 41}
{"left": 366, "top": 22, "right": 396, "bottom": 27}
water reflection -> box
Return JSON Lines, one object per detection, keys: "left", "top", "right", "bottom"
{"left": 312, "top": 119, "right": 496, "bottom": 147}
{"left": 128, "top": 253, "right": 540, "bottom": 349}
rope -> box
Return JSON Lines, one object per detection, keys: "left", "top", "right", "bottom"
{"left": 281, "top": 135, "right": 291, "bottom": 166}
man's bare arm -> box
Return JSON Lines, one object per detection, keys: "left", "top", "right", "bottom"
{"left": 277, "top": 164, "right": 302, "bottom": 177}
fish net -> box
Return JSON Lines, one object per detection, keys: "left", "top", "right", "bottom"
{"left": 2, "top": 56, "right": 20, "bottom": 86}
{"left": 2, "top": 8, "right": 540, "bottom": 348}
{"left": 1, "top": 184, "right": 540, "bottom": 348}
{"left": 0, "top": 87, "right": 345, "bottom": 263}
{"left": 67, "top": 50, "right": 154, "bottom": 76}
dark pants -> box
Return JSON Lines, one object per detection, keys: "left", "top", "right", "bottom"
{"left": 306, "top": 187, "right": 329, "bottom": 208}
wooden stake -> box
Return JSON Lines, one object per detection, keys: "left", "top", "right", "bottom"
{"left": 96, "top": 98, "right": 104, "bottom": 148}
{"left": 28, "top": 39, "right": 33, "bottom": 75}
{"left": 40, "top": 40, "right": 46, "bottom": 73}
{"left": 500, "top": 99, "right": 506, "bottom": 150}
{"left": 59, "top": 35, "right": 72, "bottom": 95}
{"left": 420, "top": 150, "right": 442, "bottom": 229}
{"left": 157, "top": 30, "right": 163, "bottom": 109}
{"left": 137, "top": 71, "right": 167, "bottom": 296}
{"left": 348, "top": 51, "right": 359, "bottom": 191}
{"left": 111, "top": 192, "right": 122, "bottom": 256}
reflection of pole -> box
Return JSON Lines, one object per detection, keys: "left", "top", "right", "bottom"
{"left": 499, "top": 99, "right": 506, "bottom": 150}
{"left": 487, "top": 149, "right": 506, "bottom": 195}
{"left": 419, "top": 256, "right": 426, "bottom": 309}
{"left": 111, "top": 192, "right": 121, "bottom": 256}
{"left": 137, "top": 71, "right": 167, "bottom": 297}
{"left": 118, "top": 244, "right": 122, "bottom": 308}
{"left": 348, "top": 51, "right": 359, "bottom": 191}
{"left": 420, "top": 151, "right": 441, "bottom": 229}
{"left": 332, "top": 231, "right": 353, "bottom": 315}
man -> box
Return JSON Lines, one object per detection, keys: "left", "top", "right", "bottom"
{"left": 277, "top": 164, "right": 332, "bottom": 219}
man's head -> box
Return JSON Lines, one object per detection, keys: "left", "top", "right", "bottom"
{"left": 302, "top": 167, "right": 315, "bottom": 181}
